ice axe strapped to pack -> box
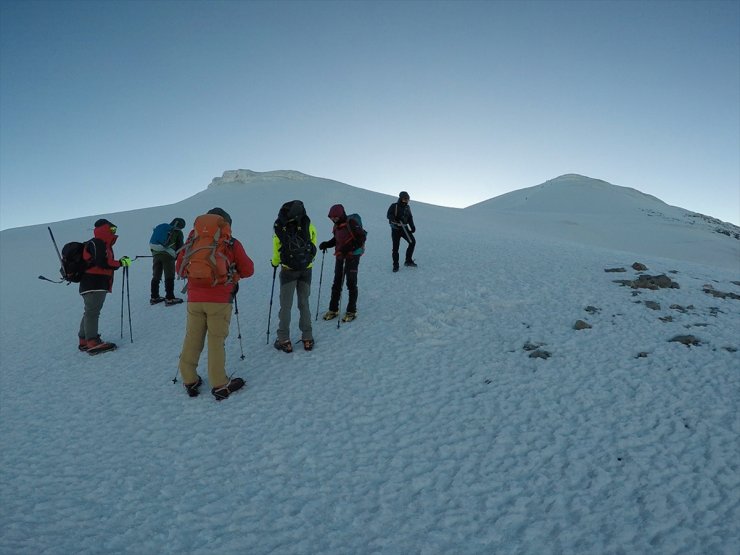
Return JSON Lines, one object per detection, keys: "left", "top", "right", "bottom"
{"left": 178, "top": 214, "right": 237, "bottom": 287}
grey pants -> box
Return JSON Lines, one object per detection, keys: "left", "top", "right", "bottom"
{"left": 78, "top": 291, "right": 107, "bottom": 340}
{"left": 277, "top": 268, "right": 313, "bottom": 342}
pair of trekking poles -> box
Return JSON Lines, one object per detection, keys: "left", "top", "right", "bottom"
{"left": 265, "top": 250, "right": 346, "bottom": 345}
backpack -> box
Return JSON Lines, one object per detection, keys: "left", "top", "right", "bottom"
{"left": 149, "top": 223, "right": 173, "bottom": 247}
{"left": 177, "top": 214, "right": 235, "bottom": 287}
{"left": 274, "top": 201, "right": 317, "bottom": 270}
{"left": 335, "top": 213, "right": 367, "bottom": 255}
{"left": 60, "top": 241, "right": 91, "bottom": 283}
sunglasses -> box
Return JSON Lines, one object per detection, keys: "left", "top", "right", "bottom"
{"left": 109, "top": 226, "right": 117, "bottom": 233}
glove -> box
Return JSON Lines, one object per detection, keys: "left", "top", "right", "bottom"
{"left": 319, "top": 241, "right": 329, "bottom": 252}
{"left": 119, "top": 256, "right": 132, "bottom": 267}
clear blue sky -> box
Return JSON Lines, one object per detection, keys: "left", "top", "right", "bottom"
{"left": 1, "top": 0, "right": 738, "bottom": 230}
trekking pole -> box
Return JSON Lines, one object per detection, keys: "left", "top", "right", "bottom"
{"left": 266, "top": 264, "right": 277, "bottom": 344}
{"left": 47, "top": 226, "right": 64, "bottom": 267}
{"left": 234, "top": 291, "right": 246, "bottom": 361}
{"left": 38, "top": 275, "right": 64, "bottom": 284}
{"left": 125, "top": 266, "right": 133, "bottom": 343}
{"left": 133, "top": 255, "right": 153, "bottom": 260}
{"left": 40, "top": 226, "right": 67, "bottom": 284}
{"left": 120, "top": 266, "right": 125, "bottom": 339}
{"left": 401, "top": 223, "right": 414, "bottom": 243}
{"left": 315, "top": 250, "right": 326, "bottom": 321}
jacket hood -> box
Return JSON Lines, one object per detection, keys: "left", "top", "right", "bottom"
{"left": 170, "top": 217, "right": 186, "bottom": 230}
{"left": 93, "top": 221, "right": 118, "bottom": 244}
{"left": 328, "top": 204, "right": 346, "bottom": 220}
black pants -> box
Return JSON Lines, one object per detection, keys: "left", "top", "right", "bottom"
{"left": 391, "top": 228, "right": 416, "bottom": 266}
{"left": 151, "top": 253, "right": 176, "bottom": 298}
{"left": 329, "top": 256, "right": 360, "bottom": 313}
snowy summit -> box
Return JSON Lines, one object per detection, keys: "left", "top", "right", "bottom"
{"left": 1, "top": 170, "right": 738, "bottom": 554}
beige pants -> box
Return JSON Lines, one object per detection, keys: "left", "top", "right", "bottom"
{"left": 178, "top": 302, "right": 232, "bottom": 388}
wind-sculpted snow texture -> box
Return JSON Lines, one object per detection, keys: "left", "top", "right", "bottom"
{"left": 1, "top": 172, "right": 738, "bottom": 554}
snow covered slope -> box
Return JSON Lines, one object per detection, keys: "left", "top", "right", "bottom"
{"left": 466, "top": 174, "right": 740, "bottom": 272}
{"left": 1, "top": 170, "right": 738, "bottom": 554}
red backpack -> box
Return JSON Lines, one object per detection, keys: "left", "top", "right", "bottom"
{"left": 178, "top": 214, "right": 236, "bottom": 287}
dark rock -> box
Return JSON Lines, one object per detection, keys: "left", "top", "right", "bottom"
{"left": 632, "top": 262, "right": 648, "bottom": 271}
{"left": 703, "top": 285, "right": 740, "bottom": 300}
{"left": 633, "top": 274, "right": 680, "bottom": 289}
{"left": 605, "top": 267, "right": 627, "bottom": 273}
{"left": 644, "top": 301, "right": 661, "bottom": 311}
{"left": 523, "top": 341, "right": 544, "bottom": 351}
{"left": 614, "top": 275, "right": 679, "bottom": 289}
{"left": 669, "top": 335, "right": 701, "bottom": 347}
{"left": 574, "top": 320, "right": 592, "bottom": 330}
{"left": 529, "top": 349, "right": 551, "bottom": 359}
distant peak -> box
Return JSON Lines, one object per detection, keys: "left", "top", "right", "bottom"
{"left": 208, "top": 169, "right": 313, "bottom": 188}
{"left": 545, "top": 174, "right": 612, "bottom": 187}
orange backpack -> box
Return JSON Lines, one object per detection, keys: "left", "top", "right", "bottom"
{"left": 178, "top": 214, "right": 236, "bottom": 287}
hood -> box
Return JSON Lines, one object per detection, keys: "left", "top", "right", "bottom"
{"left": 328, "top": 204, "right": 346, "bottom": 220}
{"left": 93, "top": 220, "right": 118, "bottom": 244}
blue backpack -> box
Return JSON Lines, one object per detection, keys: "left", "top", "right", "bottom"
{"left": 149, "top": 223, "right": 173, "bottom": 247}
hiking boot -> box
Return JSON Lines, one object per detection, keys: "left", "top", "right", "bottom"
{"left": 323, "top": 310, "right": 339, "bottom": 321}
{"left": 392, "top": 265, "right": 399, "bottom": 273}
{"left": 211, "top": 377, "right": 245, "bottom": 401}
{"left": 302, "top": 339, "right": 314, "bottom": 351}
{"left": 274, "top": 339, "right": 293, "bottom": 353}
{"left": 86, "top": 337, "right": 117, "bottom": 355}
{"left": 404, "top": 260, "right": 418, "bottom": 267}
{"left": 150, "top": 296, "right": 165, "bottom": 305}
{"left": 342, "top": 312, "right": 357, "bottom": 322}
{"left": 165, "top": 297, "right": 183, "bottom": 306}
{"left": 78, "top": 337, "right": 89, "bottom": 351}
{"left": 184, "top": 375, "right": 203, "bottom": 398}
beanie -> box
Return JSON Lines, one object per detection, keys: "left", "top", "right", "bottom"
{"left": 207, "top": 207, "right": 232, "bottom": 225}
{"left": 94, "top": 218, "right": 114, "bottom": 228}
{"left": 399, "top": 191, "right": 410, "bottom": 200}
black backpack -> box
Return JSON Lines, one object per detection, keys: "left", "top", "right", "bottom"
{"left": 274, "top": 200, "right": 317, "bottom": 270}
{"left": 60, "top": 241, "right": 92, "bottom": 282}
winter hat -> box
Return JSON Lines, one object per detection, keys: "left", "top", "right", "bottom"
{"left": 94, "top": 218, "right": 115, "bottom": 228}
{"left": 328, "top": 204, "right": 346, "bottom": 219}
{"left": 207, "top": 207, "right": 232, "bottom": 225}
{"left": 170, "top": 217, "right": 186, "bottom": 230}
{"left": 399, "top": 191, "right": 410, "bottom": 201}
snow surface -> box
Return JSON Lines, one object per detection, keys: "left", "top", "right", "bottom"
{"left": 1, "top": 172, "right": 739, "bottom": 554}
